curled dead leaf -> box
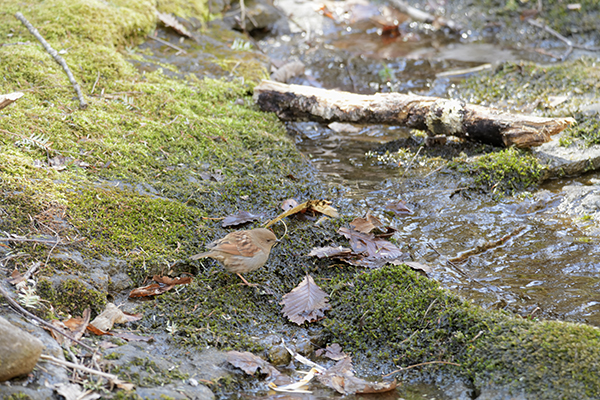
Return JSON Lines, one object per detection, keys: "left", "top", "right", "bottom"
{"left": 89, "top": 303, "right": 142, "bottom": 332}
{"left": 265, "top": 199, "right": 339, "bottom": 228}
{"left": 317, "top": 356, "right": 397, "bottom": 395}
{"left": 308, "top": 246, "right": 352, "bottom": 258}
{"left": 156, "top": 12, "right": 193, "bottom": 38}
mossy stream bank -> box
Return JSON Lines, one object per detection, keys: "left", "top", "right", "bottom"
{"left": 1, "top": 0, "right": 600, "bottom": 399}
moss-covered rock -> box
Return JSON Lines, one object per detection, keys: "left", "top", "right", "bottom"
{"left": 324, "top": 264, "right": 600, "bottom": 398}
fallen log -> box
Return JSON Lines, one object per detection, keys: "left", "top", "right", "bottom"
{"left": 253, "top": 80, "right": 575, "bottom": 148}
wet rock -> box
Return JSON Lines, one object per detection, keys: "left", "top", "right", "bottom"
{"left": 89, "top": 269, "right": 110, "bottom": 292}
{"left": 225, "top": 0, "right": 281, "bottom": 31}
{"left": 102, "top": 336, "right": 230, "bottom": 399}
{"left": 476, "top": 385, "right": 528, "bottom": 400}
{"left": 0, "top": 313, "right": 69, "bottom": 398}
{"left": 292, "top": 337, "right": 314, "bottom": 356}
{"left": 533, "top": 134, "right": 600, "bottom": 180}
{"left": 267, "top": 344, "right": 291, "bottom": 365}
{"left": 137, "top": 384, "right": 213, "bottom": 400}
{"left": 109, "top": 272, "right": 134, "bottom": 292}
{"left": 0, "top": 316, "right": 44, "bottom": 381}
{"left": 555, "top": 184, "right": 600, "bottom": 234}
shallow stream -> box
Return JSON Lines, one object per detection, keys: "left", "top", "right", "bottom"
{"left": 251, "top": 2, "right": 600, "bottom": 329}
{"left": 139, "top": 4, "right": 600, "bottom": 397}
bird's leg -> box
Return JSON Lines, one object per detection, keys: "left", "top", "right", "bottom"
{"left": 236, "top": 273, "right": 258, "bottom": 287}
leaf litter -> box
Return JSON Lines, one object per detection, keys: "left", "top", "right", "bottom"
{"left": 128, "top": 275, "right": 192, "bottom": 298}
{"left": 265, "top": 199, "right": 339, "bottom": 228}
{"left": 280, "top": 274, "right": 331, "bottom": 325}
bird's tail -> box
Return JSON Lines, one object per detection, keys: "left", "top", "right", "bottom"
{"left": 190, "top": 252, "right": 210, "bottom": 260}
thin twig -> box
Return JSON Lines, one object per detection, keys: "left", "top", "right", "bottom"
{"left": 21, "top": 261, "right": 41, "bottom": 282}
{"left": 0, "top": 41, "right": 33, "bottom": 47}
{"left": 527, "top": 19, "right": 600, "bottom": 61}
{"left": 147, "top": 35, "right": 187, "bottom": 55}
{"left": 400, "top": 146, "right": 423, "bottom": 180}
{"left": 40, "top": 354, "right": 119, "bottom": 381}
{"left": 91, "top": 71, "right": 100, "bottom": 94}
{"left": 15, "top": 12, "right": 87, "bottom": 109}
{"left": 383, "top": 360, "right": 461, "bottom": 377}
{"left": 0, "top": 284, "right": 95, "bottom": 352}
{"left": 0, "top": 235, "right": 84, "bottom": 245}
{"left": 449, "top": 225, "right": 526, "bottom": 263}
{"left": 426, "top": 242, "right": 472, "bottom": 280}
{"left": 423, "top": 162, "right": 448, "bottom": 179}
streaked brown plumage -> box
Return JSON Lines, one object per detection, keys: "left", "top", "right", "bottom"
{"left": 190, "top": 228, "right": 278, "bottom": 285}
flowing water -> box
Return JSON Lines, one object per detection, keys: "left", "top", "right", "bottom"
{"left": 253, "top": 7, "right": 600, "bottom": 327}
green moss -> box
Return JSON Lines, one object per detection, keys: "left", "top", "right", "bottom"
{"left": 39, "top": 278, "right": 107, "bottom": 317}
{"left": 324, "top": 264, "right": 600, "bottom": 398}
{"left": 560, "top": 112, "right": 600, "bottom": 147}
{"left": 449, "top": 147, "right": 545, "bottom": 196}
{"left": 156, "top": 0, "right": 209, "bottom": 19}
{"left": 104, "top": 352, "right": 123, "bottom": 360}
{"left": 464, "top": 0, "right": 600, "bottom": 42}
{"left": 3, "top": 394, "right": 33, "bottom": 400}
{"left": 458, "top": 58, "right": 600, "bottom": 113}
{"left": 112, "top": 357, "right": 189, "bottom": 386}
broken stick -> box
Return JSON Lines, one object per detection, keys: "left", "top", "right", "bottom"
{"left": 14, "top": 12, "right": 87, "bottom": 109}
{"left": 253, "top": 80, "right": 575, "bottom": 148}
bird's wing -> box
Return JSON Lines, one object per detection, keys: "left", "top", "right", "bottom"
{"left": 210, "top": 231, "right": 258, "bottom": 257}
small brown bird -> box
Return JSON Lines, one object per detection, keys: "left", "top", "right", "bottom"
{"left": 190, "top": 228, "right": 278, "bottom": 285}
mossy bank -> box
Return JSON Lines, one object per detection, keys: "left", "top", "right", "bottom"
{"left": 1, "top": 0, "right": 600, "bottom": 399}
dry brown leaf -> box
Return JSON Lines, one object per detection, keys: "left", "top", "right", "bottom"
{"left": 317, "top": 357, "right": 397, "bottom": 395}
{"left": 152, "top": 275, "right": 192, "bottom": 286}
{"left": 0, "top": 92, "right": 24, "bottom": 111}
{"left": 49, "top": 320, "right": 70, "bottom": 344}
{"left": 404, "top": 261, "right": 432, "bottom": 275}
{"left": 63, "top": 308, "right": 91, "bottom": 341}
{"left": 338, "top": 227, "right": 404, "bottom": 259}
{"left": 8, "top": 268, "right": 24, "bottom": 285}
{"left": 226, "top": 351, "right": 293, "bottom": 385}
{"left": 89, "top": 303, "right": 142, "bottom": 332}
{"left": 280, "top": 275, "right": 330, "bottom": 325}
{"left": 86, "top": 324, "right": 112, "bottom": 336}
{"left": 221, "top": 210, "right": 264, "bottom": 227}
{"left": 385, "top": 200, "right": 412, "bottom": 215}
{"left": 265, "top": 199, "right": 338, "bottom": 228}
{"left": 129, "top": 275, "right": 192, "bottom": 297}
{"left": 309, "top": 246, "right": 352, "bottom": 258}
{"left": 349, "top": 212, "right": 383, "bottom": 233}
{"left": 128, "top": 283, "right": 165, "bottom": 297}
{"left": 156, "top": 12, "right": 192, "bottom": 38}
{"left": 315, "top": 343, "right": 347, "bottom": 360}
